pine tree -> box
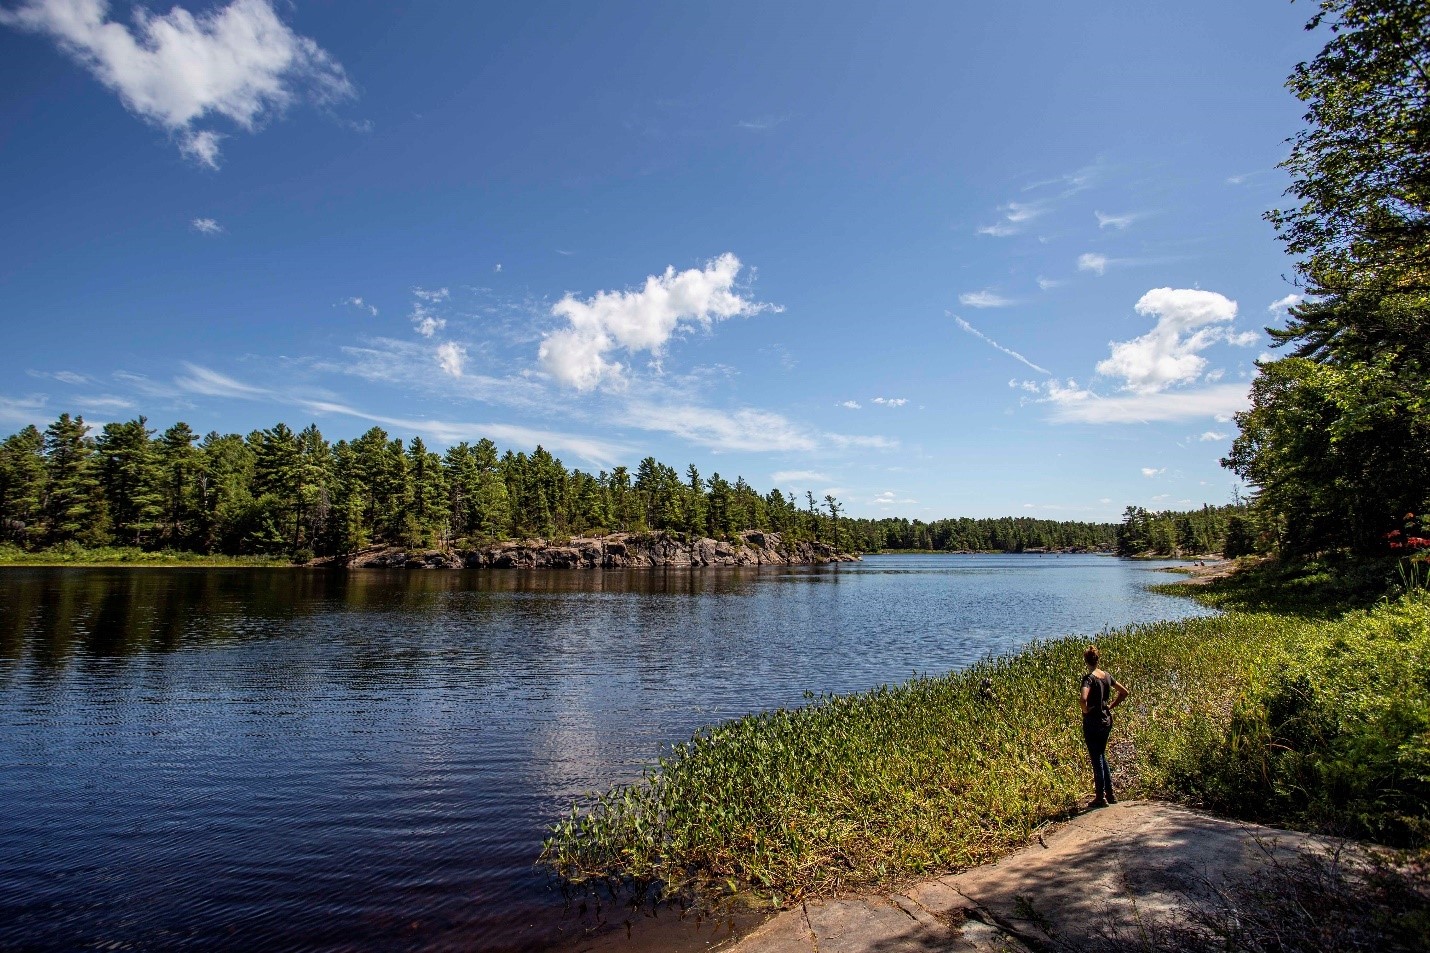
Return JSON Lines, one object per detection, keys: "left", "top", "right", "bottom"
{"left": 0, "top": 425, "right": 46, "bottom": 545}
{"left": 42, "top": 414, "right": 108, "bottom": 545}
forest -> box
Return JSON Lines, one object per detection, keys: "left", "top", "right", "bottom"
{"left": 1113, "top": 504, "right": 1257, "bottom": 558}
{"left": 0, "top": 414, "right": 842, "bottom": 558}
{"left": 0, "top": 413, "right": 1132, "bottom": 560}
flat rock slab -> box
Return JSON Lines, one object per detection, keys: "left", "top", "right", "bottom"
{"left": 726, "top": 800, "right": 1342, "bottom": 952}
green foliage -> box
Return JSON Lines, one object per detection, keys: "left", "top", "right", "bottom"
{"left": 1116, "top": 503, "right": 1256, "bottom": 557}
{"left": 1166, "top": 592, "right": 1430, "bottom": 846}
{"left": 540, "top": 609, "right": 1309, "bottom": 904}
{"left": 0, "top": 411, "right": 853, "bottom": 559}
{"left": 542, "top": 578, "right": 1430, "bottom": 907}
{"left": 844, "top": 515, "right": 1118, "bottom": 554}
{"left": 1229, "top": 0, "right": 1430, "bottom": 555}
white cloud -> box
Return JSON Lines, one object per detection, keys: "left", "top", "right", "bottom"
{"left": 49, "top": 370, "right": 91, "bottom": 385}
{"left": 959, "top": 289, "right": 1015, "bottom": 308}
{"left": 75, "top": 394, "right": 135, "bottom": 410}
{"left": 1141, "top": 467, "right": 1164, "bottom": 478}
{"left": 1032, "top": 379, "right": 1251, "bottom": 424}
{"left": 623, "top": 400, "right": 816, "bottom": 452}
{"left": 1267, "top": 293, "right": 1302, "bottom": 314}
{"left": 1036, "top": 276, "right": 1062, "bottom": 291}
{"left": 1199, "top": 431, "right": 1228, "bottom": 441}
{"left": 871, "top": 490, "right": 917, "bottom": 506}
{"left": 410, "top": 287, "right": 449, "bottom": 337}
{"left": 0, "top": 394, "right": 50, "bottom": 425}
{"left": 493, "top": 263, "right": 503, "bottom": 273}
{"left": 773, "top": 470, "right": 830, "bottom": 485}
{"left": 839, "top": 400, "right": 862, "bottom": 409}
{"left": 871, "top": 396, "right": 907, "bottom": 407}
{"left": 343, "top": 296, "right": 377, "bottom": 317}
{"left": 435, "top": 342, "right": 465, "bottom": 378}
{"left": 1095, "top": 288, "right": 1241, "bottom": 394}
{"left": 539, "top": 253, "right": 773, "bottom": 391}
{"left": 1077, "top": 253, "right": 1110, "bottom": 275}
{"left": 824, "top": 432, "right": 898, "bottom": 450}
{"left": 1095, "top": 211, "right": 1137, "bottom": 229}
{"left": 1, "top": 0, "right": 353, "bottom": 168}
{"left": 954, "top": 316, "right": 1050, "bottom": 375}
{"left": 173, "top": 362, "right": 268, "bottom": 398}
{"left": 977, "top": 200, "right": 1047, "bottom": 236}
{"left": 190, "top": 216, "right": 222, "bottom": 234}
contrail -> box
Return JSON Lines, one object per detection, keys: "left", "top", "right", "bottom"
{"left": 952, "top": 316, "right": 1050, "bottom": 375}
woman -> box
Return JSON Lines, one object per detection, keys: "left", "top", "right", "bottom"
{"left": 1079, "top": 645, "right": 1129, "bottom": 807}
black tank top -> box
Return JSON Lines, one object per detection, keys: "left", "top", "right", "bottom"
{"left": 1082, "top": 671, "right": 1114, "bottom": 727}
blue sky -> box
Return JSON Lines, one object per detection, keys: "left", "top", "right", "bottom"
{"left": 0, "top": 0, "right": 1321, "bottom": 520}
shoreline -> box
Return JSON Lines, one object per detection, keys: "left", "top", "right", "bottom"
{"left": 541, "top": 558, "right": 1429, "bottom": 951}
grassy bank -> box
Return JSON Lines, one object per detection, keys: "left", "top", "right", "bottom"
{"left": 0, "top": 543, "right": 293, "bottom": 567}
{"left": 541, "top": 562, "right": 1430, "bottom": 907}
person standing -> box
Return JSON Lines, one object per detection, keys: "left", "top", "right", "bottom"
{"left": 1080, "top": 645, "right": 1129, "bottom": 808}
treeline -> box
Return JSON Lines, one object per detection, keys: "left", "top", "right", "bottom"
{"left": 0, "top": 414, "right": 845, "bottom": 559}
{"left": 1224, "top": 1, "right": 1430, "bottom": 556}
{"left": 1114, "top": 504, "right": 1260, "bottom": 558}
{"left": 841, "top": 516, "right": 1117, "bottom": 553}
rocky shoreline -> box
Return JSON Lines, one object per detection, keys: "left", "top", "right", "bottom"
{"left": 315, "top": 530, "right": 859, "bottom": 570}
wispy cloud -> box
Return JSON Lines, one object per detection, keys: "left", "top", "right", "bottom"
{"left": 174, "top": 362, "right": 269, "bottom": 399}
{"left": 1, "top": 0, "right": 354, "bottom": 168}
{"left": 839, "top": 400, "right": 862, "bottom": 410}
{"left": 977, "top": 200, "right": 1048, "bottom": 237}
{"left": 870, "top": 396, "right": 907, "bottom": 407}
{"left": 170, "top": 362, "right": 625, "bottom": 466}
{"left": 1024, "top": 378, "right": 1252, "bottom": 424}
{"left": 1095, "top": 211, "right": 1138, "bottom": 229}
{"left": 1141, "top": 467, "right": 1164, "bottom": 477}
{"left": 959, "top": 289, "right": 1015, "bottom": 309}
{"left": 622, "top": 400, "right": 817, "bottom": 452}
{"left": 1199, "top": 430, "right": 1228, "bottom": 441}
{"left": 953, "top": 316, "right": 1050, "bottom": 375}
{"left": 1077, "top": 252, "right": 1111, "bottom": 276}
{"left": 191, "top": 217, "right": 223, "bottom": 234}
{"left": 773, "top": 470, "right": 830, "bottom": 485}
{"left": 538, "top": 253, "right": 777, "bottom": 391}
{"left": 1267, "top": 293, "right": 1302, "bottom": 314}
{"left": 435, "top": 341, "right": 466, "bottom": 378}
{"left": 871, "top": 490, "right": 917, "bottom": 506}
{"left": 1036, "top": 276, "right": 1063, "bottom": 291}
{"left": 736, "top": 114, "right": 789, "bottom": 131}
{"left": 343, "top": 296, "right": 378, "bottom": 317}
{"left": 410, "top": 286, "right": 449, "bottom": 337}
{"left": 0, "top": 394, "right": 50, "bottom": 425}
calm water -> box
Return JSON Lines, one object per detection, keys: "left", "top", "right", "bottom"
{"left": 0, "top": 554, "right": 1211, "bottom": 951}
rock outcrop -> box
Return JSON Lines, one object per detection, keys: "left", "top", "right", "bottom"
{"left": 322, "top": 531, "right": 859, "bottom": 570}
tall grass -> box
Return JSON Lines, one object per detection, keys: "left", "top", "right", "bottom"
{"left": 542, "top": 571, "right": 1430, "bottom": 907}
{"left": 0, "top": 543, "right": 291, "bottom": 567}
{"left": 542, "top": 610, "right": 1316, "bottom": 904}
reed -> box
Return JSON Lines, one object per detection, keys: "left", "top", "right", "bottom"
{"left": 542, "top": 608, "right": 1315, "bottom": 904}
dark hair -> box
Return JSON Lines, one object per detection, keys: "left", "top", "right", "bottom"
{"left": 1084, "top": 645, "right": 1100, "bottom": 667}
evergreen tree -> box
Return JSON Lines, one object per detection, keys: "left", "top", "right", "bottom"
{"left": 42, "top": 414, "right": 107, "bottom": 545}
{"left": 0, "top": 425, "right": 46, "bottom": 545}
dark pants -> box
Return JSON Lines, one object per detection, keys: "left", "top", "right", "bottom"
{"left": 1083, "top": 722, "right": 1113, "bottom": 799}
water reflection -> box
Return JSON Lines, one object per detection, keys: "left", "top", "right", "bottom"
{"left": 0, "top": 555, "right": 1211, "bottom": 952}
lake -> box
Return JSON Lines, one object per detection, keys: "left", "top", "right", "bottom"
{"left": 0, "top": 554, "right": 1212, "bottom": 951}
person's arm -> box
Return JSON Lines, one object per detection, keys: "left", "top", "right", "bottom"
{"left": 1110, "top": 678, "right": 1130, "bottom": 711}
{"left": 1080, "top": 679, "right": 1091, "bottom": 716}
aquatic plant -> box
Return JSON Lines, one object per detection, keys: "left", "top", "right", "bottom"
{"left": 543, "top": 581, "right": 1430, "bottom": 906}
{"left": 541, "top": 608, "right": 1316, "bottom": 904}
